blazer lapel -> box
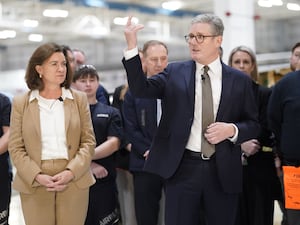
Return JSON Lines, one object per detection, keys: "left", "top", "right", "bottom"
{"left": 216, "top": 64, "right": 234, "bottom": 121}
{"left": 184, "top": 61, "right": 196, "bottom": 106}
{"left": 63, "top": 98, "right": 72, "bottom": 134}
{"left": 27, "top": 100, "right": 41, "bottom": 139}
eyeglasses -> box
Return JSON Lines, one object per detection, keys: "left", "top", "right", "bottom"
{"left": 78, "top": 64, "right": 96, "bottom": 70}
{"left": 184, "top": 34, "right": 218, "bottom": 43}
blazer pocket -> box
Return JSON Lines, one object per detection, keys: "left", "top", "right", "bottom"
{"left": 13, "top": 174, "right": 36, "bottom": 194}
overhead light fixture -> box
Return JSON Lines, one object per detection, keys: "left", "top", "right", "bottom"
{"left": 28, "top": 34, "right": 43, "bottom": 42}
{"left": 258, "top": 0, "right": 273, "bottom": 7}
{"left": 23, "top": 19, "right": 39, "bottom": 28}
{"left": 287, "top": 2, "right": 300, "bottom": 10}
{"left": 271, "top": 0, "right": 283, "bottom": 5}
{"left": 0, "top": 30, "right": 16, "bottom": 39}
{"left": 43, "top": 9, "right": 69, "bottom": 18}
{"left": 113, "top": 17, "right": 139, "bottom": 26}
{"left": 162, "top": 1, "right": 183, "bottom": 11}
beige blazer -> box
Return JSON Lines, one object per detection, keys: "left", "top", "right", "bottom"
{"left": 8, "top": 89, "right": 96, "bottom": 194}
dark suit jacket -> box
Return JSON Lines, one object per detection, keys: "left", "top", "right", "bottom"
{"left": 123, "top": 89, "right": 157, "bottom": 172}
{"left": 122, "top": 55, "right": 260, "bottom": 193}
{"left": 268, "top": 70, "right": 300, "bottom": 160}
{"left": 112, "top": 85, "right": 130, "bottom": 170}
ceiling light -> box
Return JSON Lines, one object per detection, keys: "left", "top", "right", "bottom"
{"left": 113, "top": 17, "right": 139, "bottom": 26}
{"left": 0, "top": 30, "right": 16, "bottom": 39}
{"left": 113, "top": 17, "right": 126, "bottom": 25}
{"left": 43, "top": 9, "right": 69, "bottom": 18}
{"left": 23, "top": 19, "right": 39, "bottom": 28}
{"left": 287, "top": 2, "right": 300, "bottom": 10}
{"left": 28, "top": 34, "right": 43, "bottom": 42}
{"left": 258, "top": 0, "right": 273, "bottom": 7}
{"left": 162, "top": 1, "right": 183, "bottom": 11}
{"left": 271, "top": 0, "right": 283, "bottom": 5}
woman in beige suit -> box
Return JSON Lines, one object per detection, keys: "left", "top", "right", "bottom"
{"left": 8, "top": 42, "right": 96, "bottom": 225}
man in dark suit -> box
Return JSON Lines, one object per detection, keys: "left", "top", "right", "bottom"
{"left": 123, "top": 40, "right": 168, "bottom": 225}
{"left": 122, "top": 14, "right": 260, "bottom": 225}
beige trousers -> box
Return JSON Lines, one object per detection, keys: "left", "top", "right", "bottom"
{"left": 20, "top": 159, "right": 89, "bottom": 225}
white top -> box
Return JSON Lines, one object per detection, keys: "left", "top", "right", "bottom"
{"left": 29, "top": 88, "right": 73, "bottom": 160}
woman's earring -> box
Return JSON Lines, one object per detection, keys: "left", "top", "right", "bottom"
{"left": 39, "top": 74, "right": 42, "bottom": 78}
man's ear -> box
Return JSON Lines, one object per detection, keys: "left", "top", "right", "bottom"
{"left": 216, "top": 36, "right": 223, "bottom": 47}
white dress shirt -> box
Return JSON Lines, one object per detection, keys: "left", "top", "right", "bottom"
{"left": 186, "top": 58, "right": 222, "bottom": 152}
{"left": 30, "top": 88, "right": 73, "bottom": 160}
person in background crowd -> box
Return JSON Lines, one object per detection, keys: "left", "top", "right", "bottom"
{"left": 268, "top": 42, "right": 300, "bottom": 225}
{"left": 123, "top": 40, "right": 168, "bottom": 225}
{"left": 73, "top": 48, "right": 111, "bottom": 105}
{"left": 112, "top": 83, "right": 130, "bottom": 171}
{"left": 228, "top": 45, "right": 282, "bottom": 225}
{"left": 290, "top": 42, "right": 300, "bottom": 72}
{"left": 96, "top": 83, "right": 111, "bottom": 106}
{"left": 0, "top": 92, "right": 12, "bottom": 225}
{"left": 62, "top": 45, "right": 77, "bottom": 76}
{"left": 73, "top": 64, "right": 123, "bottom": 225}
{"left": 8, "top": 42, "right": 96, "bottom": 225}
{"left": 112, "top": 82, "right": 137, "bottom": 225}
{"left": 122, "top": 14, "right": 259, "bottom": 225}
{"left": 111, "top": 48, "right": 145, "bottom": 225}
{"left": 73, "top": 49, "right": 86, "bottom": 66}
{"left": 268, "top": 65, "right": 300, "bottom": 225}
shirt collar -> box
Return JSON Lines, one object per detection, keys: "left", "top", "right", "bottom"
{"left": 29, "top": 87, "right": 74, "bottom": 102}
{"left": 196, "top": 57, "right": 222, "bottom": 80}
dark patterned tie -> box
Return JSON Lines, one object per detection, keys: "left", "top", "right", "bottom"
{"left": 201, "top": 65, "right": 215, "bottom": 157}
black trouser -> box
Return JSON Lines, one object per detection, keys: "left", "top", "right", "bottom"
{"left": 165, "top": 152, "right": 238, "bottom": 225}
{"left": 133, "top": 171, "right": 165, "bottom": 225}
{"left": 0, "top": 171, "right": 12, "bottom": 225}
{"left": 85, "top": 179, "right": 119, "bottom": 225}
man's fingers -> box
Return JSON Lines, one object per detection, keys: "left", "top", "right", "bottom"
{"left": 126, "top": 15, "right": 132, "bottom": 26}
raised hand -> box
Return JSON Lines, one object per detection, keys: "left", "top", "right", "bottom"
{"left": 124, "top": 15, "right": 144, "bottom": 50}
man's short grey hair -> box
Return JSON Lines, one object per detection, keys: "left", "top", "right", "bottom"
{"left": 191, "top": 14, "right": 224, "bottom": 36}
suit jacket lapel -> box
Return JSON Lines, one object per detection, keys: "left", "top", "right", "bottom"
{"left": 184, "top": 61, "right": 196, "bottom": 106}
{"left": 216, "top": 64, "right": 234, "bottom": 121}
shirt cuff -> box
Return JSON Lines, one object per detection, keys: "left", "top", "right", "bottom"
{"left": 228, "top": 123, "right": 238, "bottom": 143}
{"left": 123, "top": 46, "right": 139, "bottom": 60}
